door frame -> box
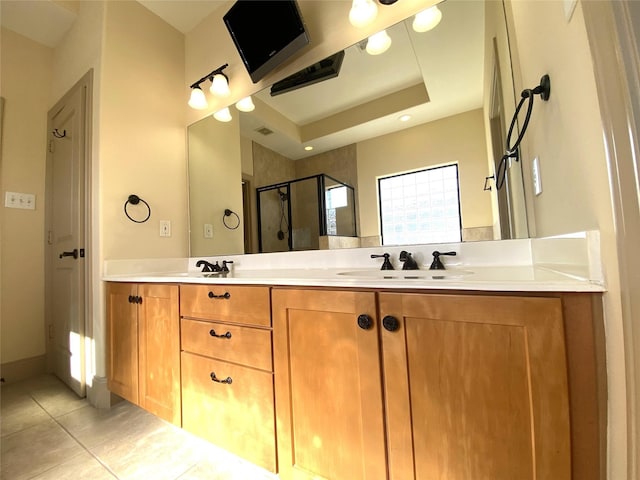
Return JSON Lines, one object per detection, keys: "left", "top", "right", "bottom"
{"left": 582, "top": 2, "right": 640, "bottom": 479}
{"left": 44, "top": 70, "right": 93, "bottom": 394}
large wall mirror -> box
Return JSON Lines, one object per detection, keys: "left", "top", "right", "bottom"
{"left": 188, "top": 0, "right": 525, "bottom": 257}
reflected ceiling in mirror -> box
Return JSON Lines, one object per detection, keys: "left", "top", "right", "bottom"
{"left": 240, "top": 0, "right": 485, "bottom": 161}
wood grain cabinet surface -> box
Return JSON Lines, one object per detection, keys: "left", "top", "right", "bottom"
{"left": 271, "top": 288, "right": 602, "bottom": 480}
{"left": 106, "top": 282, "right": 181, "bottom": 426}
{"left": 179, "top": 284, "right": 276, "bottom": 472}
{"left": 379, "top": 292, "right": 571, "bottom": 480}
{"left": 272, "top": 288, "right": 387, "bottom": 480}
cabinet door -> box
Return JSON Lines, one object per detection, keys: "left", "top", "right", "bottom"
{"left": 138, "top": 283, "right": 181, "bottom": 425}
{"left": 379, "top": 293, "right": 571, "bottom": 480}
{"left": 272, "top": 288, "right": 386, "bottom": 480}
{"left": 106, "top": 282, "right": 138, "bottom": 404}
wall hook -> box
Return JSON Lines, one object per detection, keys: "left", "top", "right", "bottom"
{"left": 52, "top": 129, "right": 66, "bottom": 138}
{"left": 124, "top": 194, "right": 151, "bottom": 223}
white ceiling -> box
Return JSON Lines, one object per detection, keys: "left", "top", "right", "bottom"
{"left": 1, "top": 0, "right": 485, "bottom": 160}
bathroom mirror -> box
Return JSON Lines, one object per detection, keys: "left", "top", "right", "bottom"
{"left": 188, "top": 0, "right": 525, "bottom": 257}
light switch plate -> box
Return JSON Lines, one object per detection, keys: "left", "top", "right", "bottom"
{"left": 5, "top": 191, "right": 36, "bottom": 209}
{"left": 160, "top": 220, "right": 171, "bottom": 237}
{"left": 532, "top": 157, "right": 543, "bottom": 196}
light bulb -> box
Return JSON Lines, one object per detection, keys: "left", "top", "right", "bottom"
{"left": 349, "top": 0, "right": 378, "bottom": 28}
{"left": 188, "top": 86, "right": 208, "bottom": 110}
{"left": 213, "top": 107, "right": 232, "bottom": 122}
{"left": 235, "top": 96, "right": 255, "bottom": 112}
{"left": 413, "top": 5, "right": 442, "bottom": 32}
{"left": 366, "top": 30, "right": 392, "bottom": 55}
{"left": 210, "top": 74, "right": 230, "bottom": 97}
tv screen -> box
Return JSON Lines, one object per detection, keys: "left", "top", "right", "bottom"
{"left": 223, "top": 0, "right": 310, "bottom": 84}
{"left": 270, "top": 50, "right": 345, "bottom": 96}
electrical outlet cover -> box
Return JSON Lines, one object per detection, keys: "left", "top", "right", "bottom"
{"left": 532, "top": 157, "right": 543, "bottom": 196}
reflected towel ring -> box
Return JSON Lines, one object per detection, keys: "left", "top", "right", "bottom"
{"left": 223, "top": 209, "right": 240, "bottom": 230}
{"left": 495, "top": 74, "right": 551, "bottom": 190}
{"left": 124, "top": 194, "right": 151, "bottom": 223}
{"left": 52, "top": 129, "right": 67, "bottom": 138}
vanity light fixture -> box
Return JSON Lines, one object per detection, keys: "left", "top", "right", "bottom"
{"left": 188, "top": 63, "right": 230, "bottom": 110}
{"left": 210, "top": 73, "right": 230, "bottom": 97}
{"left": 366, "top": 30, "right": 392, "bottom": 55}
{"left": 349, "top": 0, "right": 378, "bottom": 28}
{"left": 188, "top": 86, "right": 208, "bottom": 110}
{"left": 399, "top": 114, "right": 411, "bottom": 122}
{"left": 413, "top": 5, "right": 443, "bottom": 32}
{"left": 304, "top": 145, "right": 314, "bottom": 151}
{"left": 213, "top": 107, "right": 233, "bottom": 122}
{"left": 235, "top": 96, "right": 255, "bottom": 112}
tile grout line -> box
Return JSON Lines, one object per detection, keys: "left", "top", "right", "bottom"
{"left": 29, "top": 394, "right": 120, "bottom": 480}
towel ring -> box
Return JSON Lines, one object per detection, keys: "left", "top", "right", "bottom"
{"left": 124, "top": 194, "right": 151, "bottom": 223}
{"left": 222, "top": 209, "right": 240, "bottom": 230}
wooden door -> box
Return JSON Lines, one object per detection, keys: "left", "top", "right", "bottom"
{"left": 379, "top": 293, "right": 571, "bottom": 480}
{"left": 138, "top": 284, "right": 181, "bottom": 425}
{"left": 272, "top": 288, "right": 386, "bottom": 480}
{"left": 46, "top": 74, "right": 90, "bottom": 396}
{"left": 106, "top": 282, "right": 139, "bottom": 404}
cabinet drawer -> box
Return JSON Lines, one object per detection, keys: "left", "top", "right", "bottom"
{"left": 181, "top": 318, "right": 272, "bottom": 371}
{"left": 181, "top": 352, "right": 276, "bottom": 472}
{"left": 180, "top": 285, "right": 271, "bottom": 327}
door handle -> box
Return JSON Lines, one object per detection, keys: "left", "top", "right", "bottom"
{"left": 59, "top": 249, "right": 78, "bottom": 259}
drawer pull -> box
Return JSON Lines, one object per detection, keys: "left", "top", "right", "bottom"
{"left": 209, "top": 329, "right": 232, "bottom": 339}
{"left": 208, "top": 291, "right": 231, "bottom": 299}
{"left": 210, "top": 372, "right": 233, "bottom": 384}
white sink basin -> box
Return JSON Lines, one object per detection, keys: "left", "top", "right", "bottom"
{"left": 336, "top": 269, "right": 474, "bottom": 280}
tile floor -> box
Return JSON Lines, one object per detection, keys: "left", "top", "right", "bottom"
{"left": 0, "top": 374, "right": 279, "bottom": 480}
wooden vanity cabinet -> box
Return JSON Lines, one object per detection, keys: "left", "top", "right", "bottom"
{"left": 378, "top": 292, "right": 571, "bottom": 480}
{"left": 106, "top": 282, "right": 181, "bottom": 425}
{"left": 272, "top": 288, "right": 387, "bottom": 480}
{"left": 179, "top": 284, "right": 276, "bottom": 473}
{"left": 272, "top": 288, "right": 589, "bottom": 480}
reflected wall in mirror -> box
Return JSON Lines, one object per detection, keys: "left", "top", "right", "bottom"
{"left": 188, "top": 0, "right": 526, "bottom": 257}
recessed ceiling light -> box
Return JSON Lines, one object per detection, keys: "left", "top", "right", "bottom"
{"left": 399, "top": 114, "right": 411, "bottom": 122}
{"left": 304, "top": 145, "right": 314, "bottom": 151}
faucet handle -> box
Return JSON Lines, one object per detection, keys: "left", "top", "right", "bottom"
{"left": 371, "top": 253, "right": 394, "bottom": 270}
{"left": 429, "top": 251, "right": 456, "bottom": 270}
{"left": 221, "top": 260, "right": 234, "bottom": 273}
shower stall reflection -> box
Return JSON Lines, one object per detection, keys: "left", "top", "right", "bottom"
{"left": 256, "top": 174, "right": 357, "bottom": 253}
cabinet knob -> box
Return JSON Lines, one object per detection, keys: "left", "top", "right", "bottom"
{"left": 128, "top": 295, "right": 134, "bottom": 303}
{"left": 209, "top": 329, "right": 232, "bottom": 339}
{"left": 357, "top": 314, "right": 374, "bottom": 330}
{"left": 128, "top": 295, "right": 142, "bottom": 304}
{"left": 382, "top": 315, "right": 400, "bottom": 332}
{"left": 208, "top": 291, "right": 231, "bottom": 299}
{"left": 210, "top": 372, "right": 232, "bottom": 384}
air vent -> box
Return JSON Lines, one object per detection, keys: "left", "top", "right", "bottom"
{"left": 255, "top": 126, "right": 274, "bottom": 136}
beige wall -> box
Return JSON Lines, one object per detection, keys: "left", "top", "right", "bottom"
{"left": 357, "top": 109, "right": 491, "bottom": 239}
{"left": 100, "top": 0, "right": 187, "bottom": 261}
{"left": 0, "top": 29, "right": 53, "bottom": 365}
{"left": 506, "top": 1, "right": 625, "bottom": 477}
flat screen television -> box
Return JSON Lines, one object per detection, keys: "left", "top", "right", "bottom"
{"left": 223, "top": 0, "right": 310, "bottom": 84}
{"left": 270, "top": 50, "right": 345, "bottom": 96}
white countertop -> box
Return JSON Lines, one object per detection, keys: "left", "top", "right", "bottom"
{"left": 103, "top": 265, "right": 604, "bottom": 292}
{"left": 102, "top": 232, "right": 606, "bottom": 293}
